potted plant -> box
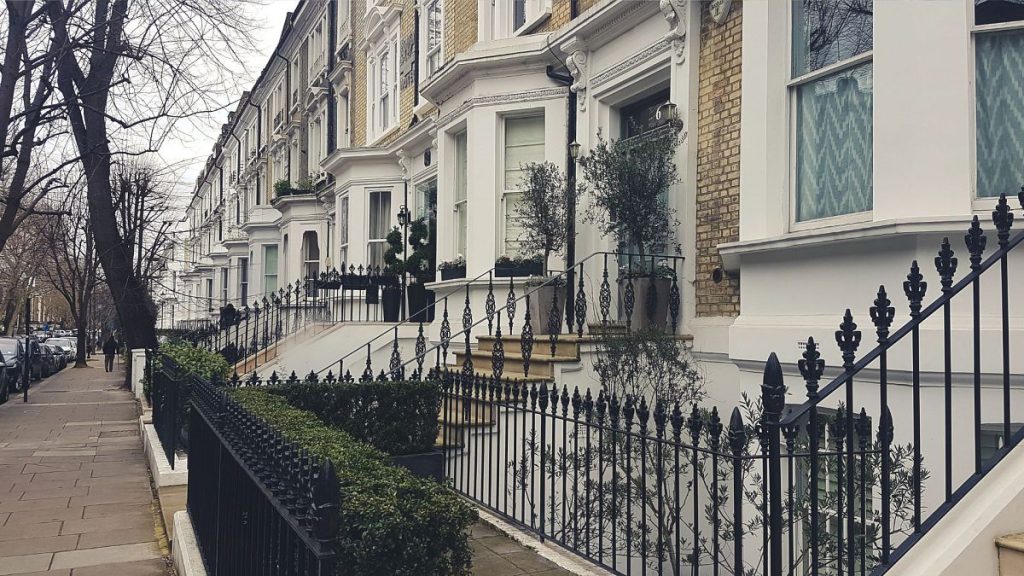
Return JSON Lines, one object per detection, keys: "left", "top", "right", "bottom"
{"left": 512, "top": 161, "right": 578, "bottom": 334}
{"left": 494, "top": 254, "right": 543, "bottom": 278}
{"left": 618, "top": 259, "right": 675, "bottom": 329}
{"left": 273, "top": 179, "right": 291, "bottom": 197}
{"left": 525, "top": 275, "right": 566, "bottom": 335}
{"left": 380, "top": 227, "right": 404, "bottom": 322}
{"left": 405, "top": 217, "right": 436, "bottom": 322}
{"left": 580, "top": 129, "right": 682, "bottom": 330}
{"left": 295, "top": 177, "right": 313, "bottom": 192}
{"left": 438, "top": 256, "right": 466, "bottom": 281}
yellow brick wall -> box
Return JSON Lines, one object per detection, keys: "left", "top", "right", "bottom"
{"left": 695, "top": 0, "right": 742, "bottom": 317}
{"left": 352, "top": 0, "right": 367, "bottom": 146}
{"left": 445, "top": 0, "right": 478, "bottom": 60}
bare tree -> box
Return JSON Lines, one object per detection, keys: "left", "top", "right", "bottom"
{"left": 0, "top": 214, "right": 49, "bottom": 333}
{"left": 40, "top": 191, "right": 100, "bottom": 366}
{"left": 112, "top": 162, "right": 172, "bottom": 293}
{"left": 45, "top": 0, "right": 255, "bottom": 349}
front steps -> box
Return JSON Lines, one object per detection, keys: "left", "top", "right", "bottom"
{"left": 997, "top": 534, "right": 1024, "bottom": 575}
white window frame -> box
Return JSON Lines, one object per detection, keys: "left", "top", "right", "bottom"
{"left": 368, "top": 189, "right": 392, "bottom": 268}
{"left": 239, "top": 257, "right": 249, "bottom": 305}
{"left": 787, "top": 1, "right": 874, "bottom": 231}
{"left": 501, "top": 113, "right": 545, "bottom": 257}
{"left": 367, "top": 31, "right": 400, "bottom": 143}
{"left": 263, "top": 244, "right": 279, "bottom": 296}
{"left": 970, "top": 10, "right": 1024, "bottom": 207}
{"left": 453, "top": 130, "right": 468, "bottom": 259}
{"left": 338, "top": 195, "right": 350, "bottom": 266}
{"left": 421, "top": 0, "right": 444, "bottom": 79}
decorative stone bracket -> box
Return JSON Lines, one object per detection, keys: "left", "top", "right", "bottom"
{"left": 659, "top": 0, "right": 687, "bottom": 63}
{"left": 566, "top": 50, "right": 588, "bottom": 112}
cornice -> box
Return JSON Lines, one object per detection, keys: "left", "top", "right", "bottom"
{"left": 436, "top": 86, "right": 569, "bottom": 128}
{"left": 590, "top": 38, "right": 671, "bottom": 89}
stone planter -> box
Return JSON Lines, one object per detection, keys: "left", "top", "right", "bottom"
{"left": 390, "top": 450, "right": 444, "bottom": 482}
{"left": 618, "top": 276, "right": 672, "bottom": 330}
{"left": 494, "top": 261, "right": 543, "bottom": 278}
{"left": 381, "top": 286, "right": 402, "bottom": 322}
{"left": 527, "top": 283, "right": 565, "bottom": 335}
{"left": 407, "top": 284, "right": 435, "bottom": 323}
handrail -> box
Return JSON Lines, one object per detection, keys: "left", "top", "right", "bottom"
{"left": 780, "top": 207, "right": 1024, "bottom": 427}
{"left": 319, "top": 250, "right": 685, "bottom": 379}
{"left": 318, "top": 265, "right": 501, "bottom": 375}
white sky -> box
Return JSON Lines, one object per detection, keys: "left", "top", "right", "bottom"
{"left": 155, "top": 0, "right": 298, "bottom": 215}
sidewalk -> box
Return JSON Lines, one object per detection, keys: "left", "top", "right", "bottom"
{"left": 0, "top": 363, "right": 170, "bottom": 575}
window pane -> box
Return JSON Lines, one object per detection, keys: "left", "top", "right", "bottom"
{"left": 505, "top": 116, "right": 544, "bottom": 189}
{"left": 795, "top": 62, "right": 873, "bottom": 221}
{"left": 514, "top": 0, "right": 526, "bottom": 30}
{"left": 416, "top": 178, "right": 437, "bottom": 219}
{"left": 264, "top": 245, "right": 278, "bottom": 294}
{"left": 369, "top": 191, "right": 391, "bottom": 239}
{"left": 976, "top": 29, "right": 1024, "bottom": 198}
{"left": 504, "top": 192, "right": 524, "bottom": 255}
{"left": 792, "top": 0, "right": 873, "bottom": 77}
{"left": 339, "top": 197, "right": 349, "bottom": 244}
{"left": 455, "top": 203, "right": 468, "bottom": 258}
{"left": 455, "top": 132, "right": 468, "bottom": 202}
{"left": 977, "top": 0, "right": 1024, "bottom": 25}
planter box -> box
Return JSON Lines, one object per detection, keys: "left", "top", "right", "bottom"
{"left": 390, "top": 450, "right": 444, "bottom": 482}
{"left": 381, "top": 286, "right": 402, "bottom": 322}
{"left": 618, "top": 276, "right": 672, "bottom": 330}
{"left": 527, "top": 283, "right": 565, "bottom": 335}
{"left": 440, "top": 267, "right": 466, "bottom": 281}
{"left": 494, "top": 261, "right": 543, "bottom": 278}
{"left": 407, "top": 284, "right": 436, "bottom": 323}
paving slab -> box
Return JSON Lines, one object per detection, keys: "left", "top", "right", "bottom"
{"left": 0, "top": 364, "right": 170, "bottom": 574}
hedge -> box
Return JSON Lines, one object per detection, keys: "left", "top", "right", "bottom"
{"left": 230, "top": 388, "right": 476, "bottom": 576}
{"left": 268, "top": 380, "right": 440, "bottom": 455}
{"left": 147, "top": 343, "right": 232, "bottom": 448}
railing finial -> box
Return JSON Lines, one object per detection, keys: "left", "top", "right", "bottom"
{"left": 835, "top": 309, "right": 861, "bottom": 371}
{"left": 798, "top": 336, "right": 825, "bottom": 399}
{"left": 965, "top": 215, "right": 987, "bottom": 270}
{"left": 935, "top": 237, "right": 958, "bottom": 292}
{"left": 993, "top": 193, "right": 1014, "bottom": 248}
{"left": 904, "top": 260, "right": 927, "bottom": 316}
{"left": 761, "top": 352, "right": 786, "bottom": 419}
{"left": 870, "top": 285, "right": 895, "bottom": 343}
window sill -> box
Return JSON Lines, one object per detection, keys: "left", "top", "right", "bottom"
{"left": 788, "top": 210, "right": 872, "bottom": 234}
{"left": 513, "top": 11, "right": 550, "bottom": 37}
{"left": 718, "top": 215, "right": 975, "bottom": 272}
{"left": 367, "top": 124, "right": 400, "bottom": 147}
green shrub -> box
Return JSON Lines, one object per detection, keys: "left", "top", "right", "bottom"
{"left": 152, "top": 343, "right": 232, "bottom": 445}
{"left": 230, "top": 389, "right": 476, "bottom": 576}
{"left": 268, "top": 380, "right": 440, "bottom": 455}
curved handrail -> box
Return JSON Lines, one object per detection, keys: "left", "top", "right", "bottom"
{"left": 317, "top": 265, "right": 502, "bottom": 375}
{"left": 319, "top": 250, "right": 685, "bottom": 379}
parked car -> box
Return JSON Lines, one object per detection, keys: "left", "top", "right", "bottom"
{"left": 0, "top": 338, "right": 25, "bottom": 392}
{"left": 38, "top": 344, "right": 57, "bottom": 377}
{"left": 50, "top": 345, "right": 69, "bottom": 371}
{"left": 47, "top": 337, "right": 77, "bottom": 362}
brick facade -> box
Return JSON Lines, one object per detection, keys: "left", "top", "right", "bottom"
{"left": 694, "top": 0, "right": 742, "bottom": 317}
{"left": 445, "top": 0, "right": 477, "bottom": 60}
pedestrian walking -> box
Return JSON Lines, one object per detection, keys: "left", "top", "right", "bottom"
{"left": 102, "top": 335, "right": 117, "bottom": 372}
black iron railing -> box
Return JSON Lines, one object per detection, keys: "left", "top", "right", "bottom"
{"left": 196, "top": 264, "right": 399, "bottom": 369}
{"left": 762, "top": 192, "right": 1024, "bottom": 575}
{"left": 188, "top": 372, "right": 340, "bottom": 575}
{"left": 321, "top": 251, "right": 686, "bottom": 381}
{"left": 150, "top": 352, "right": 181, "bottom": 469}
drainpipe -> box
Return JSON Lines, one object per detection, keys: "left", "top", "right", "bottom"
{"left": 570, "top": 0, "right": 578, "bottom": 19}
{"left": 272, "top": 37, "right": 293, "bottom": 181}
{"left": 413, "top": 6, "right": 420, "bottom": 107}
{"left": 546, "top": 65, "right": 578, "bottom": 333}
{"left": 327, "top": 0, "right": 337, "bottom": 153}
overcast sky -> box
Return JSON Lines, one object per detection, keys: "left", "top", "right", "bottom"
{"left": 156, "top": 0, "right": 297, "bottom": 216}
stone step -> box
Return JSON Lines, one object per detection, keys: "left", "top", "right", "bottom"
{"left": 452, "top": 349, "right": 577, "bottom": 378}
{"left": 475, "top": 333, "right": 584, "bottom": 357}
{"left": 997, "top": 533, "right": 1024, "bottom": 575}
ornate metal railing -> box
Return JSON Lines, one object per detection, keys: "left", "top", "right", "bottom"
{"left": 760, "top": 192, "right": 1024, "bottom": 575}
{"left": 150, "top": 352, "right": 182, "bottom": 468}
{"left": 188, "top": 371, "right": 340, "bottom": 575}
{"left": 196, "top": 264, "right": 399, "bottom": 370}
{"left": 320, "top": 251, "right": 686, "bottom": 381}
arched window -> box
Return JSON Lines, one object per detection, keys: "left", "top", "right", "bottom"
{"left": 301, "top": 231, "right": 320, "bottom": 280}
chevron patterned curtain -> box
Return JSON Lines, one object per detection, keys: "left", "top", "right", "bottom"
{"left": 976, "top": 28, "right": 1024, "bottom": 198}
{"left": 795, "top": 63, "right": 874, "bottom": 222}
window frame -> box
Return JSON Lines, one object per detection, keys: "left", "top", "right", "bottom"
{"left": 970, "top": 10, "right": 1024, "bottom": 207}
{"left": 367, "top": 189, "right": 392, "bottom": 268}
{"left": 338, "top": 195, "right": 350, "bottom": 266}
{"left": 500, "top": 113, "right": 546, "bottom": 257}
{"left": 368, "top": 31, "right": 400, "bottom": 143}
{"left": 453, "top": 130, "right": 468, "bottom": 259}
{"left": 264, "top": 244, "right": 279, "bottom": 296}
{"left": 239, "top": 257, "right": 249, "bottom": 305}
{"left": 787, "top": 1, "right": 874, "bottom": 231}
{"left": 423, "top": 0, "right": 444, "bottom": 78}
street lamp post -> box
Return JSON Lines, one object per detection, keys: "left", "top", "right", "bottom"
{"left": 397, "top": 204, "right": 410, "bottom": 321}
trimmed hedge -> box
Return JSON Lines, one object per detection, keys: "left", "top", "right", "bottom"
{"left": 268, "top": 380, "right": 440, "bottom": 455}
{"left": 230, "top": 389, "right": 476, "bottom": 576}
{"left": 148, "top": 343, "right": 232, "bottom": 448}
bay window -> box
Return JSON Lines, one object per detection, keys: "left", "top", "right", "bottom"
{"left": 975, "top": 3, "right": 1024, "bottom": 198}
{"left": 502, "top": 115, "right": 545, "bottom": 255}
{"left": 791, "top": 0, "right": 873, "bottom": 223}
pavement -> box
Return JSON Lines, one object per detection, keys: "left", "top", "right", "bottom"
{"left": 471, "top": 522, "right": 577, "bottom": 576}
{"left": 0, "top": 362, "right": 171, "bottom": 575}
